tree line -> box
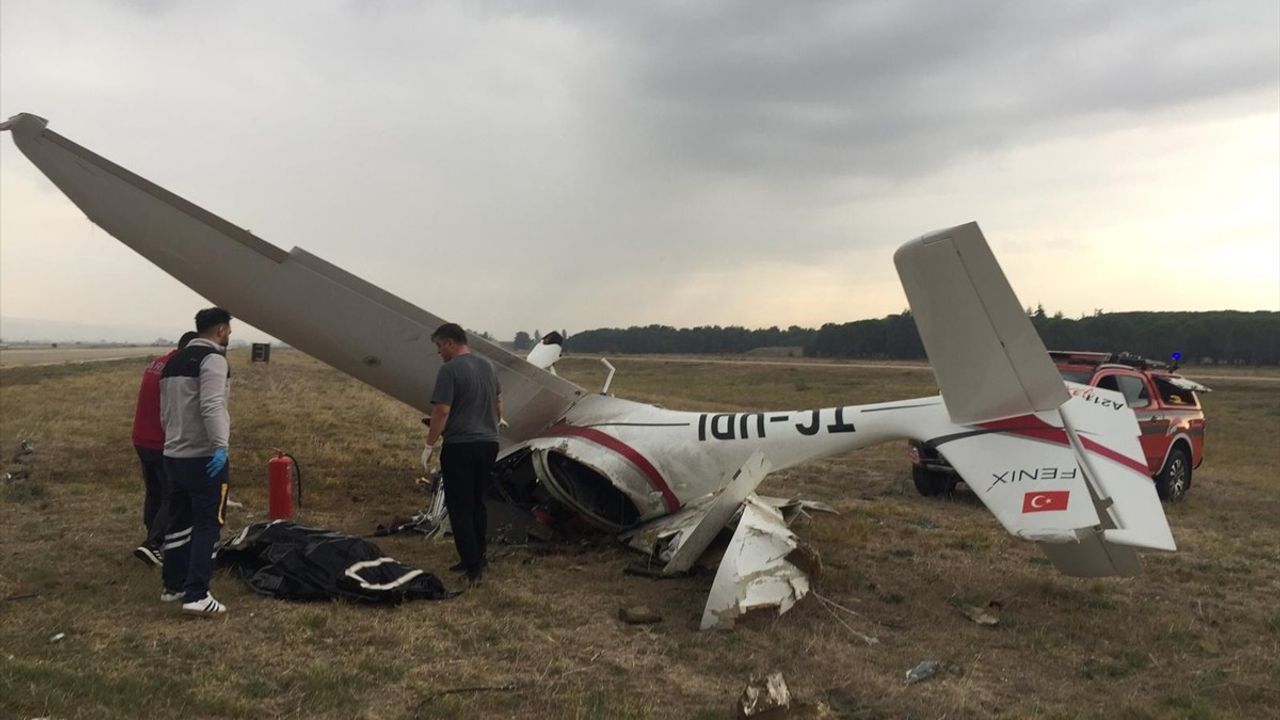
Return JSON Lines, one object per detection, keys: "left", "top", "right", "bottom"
{"left": 559, "top": 310, "right": 1280, "bottom": 365}
{"left": 561, "top": 325, "right": 816, "bottom": 355}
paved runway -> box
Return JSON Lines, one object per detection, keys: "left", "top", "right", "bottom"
{"left": 0, "top": 346, "right": 170, "bottom": 368}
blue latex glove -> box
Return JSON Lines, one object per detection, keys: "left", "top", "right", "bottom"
{"left": 206, "top": 447, "right": 229, "bottom": 477}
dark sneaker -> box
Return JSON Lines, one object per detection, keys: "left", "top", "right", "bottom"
{"left": 133, "top": 542, "right": 163, "bottom": 568}
{"left": 466, "top": 568, "right": 484, "bottom": 585}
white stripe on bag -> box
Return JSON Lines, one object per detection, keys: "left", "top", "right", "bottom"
{"left": 344, "top": 557, "right": 424, "bottom": 591}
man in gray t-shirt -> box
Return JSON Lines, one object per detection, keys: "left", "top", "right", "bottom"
{"left": 422, "top": 323, "right": 503, "bottom": 583}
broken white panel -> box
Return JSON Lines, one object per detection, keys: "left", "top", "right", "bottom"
{"left": 663, "top": 450, "right": 771, "bottom": 574}
{"left": 755, "top": 495, "right": 838, "bottom": 525}
{"left": 700, "top": 496, "right": 812, "bottom": 631}
{"left": 418, "top": 485, "right": 451, "bottom": 539}
{"left": 525, "top": 341, "right": 562, "bottom": 371}
{"left": 620, "top": 493, "right": 715, "bottom": 559}
{"left": 738, "top": 672, "right": 793, "bottom": 718}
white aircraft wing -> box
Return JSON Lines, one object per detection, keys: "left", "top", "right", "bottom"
{"left": 2, "top": 113, "right": 586, "bottom": 443}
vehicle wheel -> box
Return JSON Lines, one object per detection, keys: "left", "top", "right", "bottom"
{"left": 1155, "top": 446, "right": 1191, "bottom": 502}
{"left": 912, "top": 466, "right": 952, "bottom": 497}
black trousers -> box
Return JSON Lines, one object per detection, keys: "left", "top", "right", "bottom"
{"left": 161, "top": 456, "right": 229, "bottom": 602}
{"left": 135, "top": 445, "right": 170, "bottom": 545}
{"left": 440, "top": 441, "right": 498, "bottom": 572}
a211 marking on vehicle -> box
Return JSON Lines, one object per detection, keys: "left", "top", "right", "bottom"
{"left": 1070, "top": 387, "right": 1126, "bottom": 411}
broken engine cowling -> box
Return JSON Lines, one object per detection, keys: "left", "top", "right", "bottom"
{"left": 491, "top": 435, "right": 673, "bottom": 531}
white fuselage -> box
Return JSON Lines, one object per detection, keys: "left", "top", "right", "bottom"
{"left": 508, "top": 393, "right": 956, "bottom": 528}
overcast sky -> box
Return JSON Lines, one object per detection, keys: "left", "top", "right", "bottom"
{"left": 2, "top": 0, "right": 1277, "bottom": 343}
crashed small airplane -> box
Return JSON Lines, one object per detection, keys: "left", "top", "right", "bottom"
{"left": 2, "top": 113, "right": 1176, "bottom": 629}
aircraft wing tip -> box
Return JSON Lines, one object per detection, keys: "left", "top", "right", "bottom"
{"left": 1, "top": 113, "right": 48, "bottom": 136}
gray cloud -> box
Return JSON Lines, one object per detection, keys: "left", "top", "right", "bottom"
{"left": 570, "top": 1, "right": 1280, "bottom": 180}
{"left": 1, "top": 0, "right": 1276, "bottom": 341}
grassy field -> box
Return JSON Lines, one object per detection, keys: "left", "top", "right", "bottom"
{"left": 1, "top": 350, "right": 1277, "bottom": 719}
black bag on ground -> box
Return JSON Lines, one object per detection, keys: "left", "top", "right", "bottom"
{"left": 217, "top": 521, "right": 455, "bottom": 603}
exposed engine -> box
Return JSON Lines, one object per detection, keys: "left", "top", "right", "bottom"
{"left": 491, "top": 446, "right": 641, "bottom": 530}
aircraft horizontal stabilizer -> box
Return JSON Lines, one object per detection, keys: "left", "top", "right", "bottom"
{"left": 894, "top": 223, "right": 1069, "bottom": 424}
{"left": 1052, "top": 384, "right": 1176, "bottom": 558}
{"left": 925, "top": 384, "right": 1174, "bottom": 576}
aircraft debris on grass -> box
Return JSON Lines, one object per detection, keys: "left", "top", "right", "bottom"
{"left": 3, "top": 113, "right": 1176, "bottom": 629}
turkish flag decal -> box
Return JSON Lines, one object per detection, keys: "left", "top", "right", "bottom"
{"left": 1022, "top": 491, "right": 1070, "bottom": 513}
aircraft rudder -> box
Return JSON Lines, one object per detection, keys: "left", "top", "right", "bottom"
{"left": 894, "top": 222, "right": 1068, "bottom": 425}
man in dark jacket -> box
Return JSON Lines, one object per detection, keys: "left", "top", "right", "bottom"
{"left": 159, "top": 308, "right": 233, "bottom": 616}
{"left": 132, "top": 331, "right": 197, "bottom": 567}
{"left": 422, "top": 323, "right": 502, "bottom": 584}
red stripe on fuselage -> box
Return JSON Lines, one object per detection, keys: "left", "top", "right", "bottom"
{"left": 541, "top": 425, "right": 680, "bottom": 512}
{"left": 1078, "top": 436, "right": 1150, "bottom": 475}
{"left": 977, "top": 415, "right": 1149, "bottom": 476}
{"left": 976, "top": 415, "right": 1069, "bottom": 445}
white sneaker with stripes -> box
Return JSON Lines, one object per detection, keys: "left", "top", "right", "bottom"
{"left": 181, "top": 593, "right": 227, "bottom": 616}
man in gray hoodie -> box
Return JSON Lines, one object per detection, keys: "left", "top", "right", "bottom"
{"left": 158, "top": 307, "right": 233, "bottom": 616}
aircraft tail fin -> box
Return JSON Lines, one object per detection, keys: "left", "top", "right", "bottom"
{"left": 894, "top": 222, "right": 1069, "bottom": 425}
{"left": 893, "top": 222, "right": 1173, "bottom": 575}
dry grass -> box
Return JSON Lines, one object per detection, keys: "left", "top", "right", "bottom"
{"left": 1, "top": 351, "right": 1278, "bottom": 719}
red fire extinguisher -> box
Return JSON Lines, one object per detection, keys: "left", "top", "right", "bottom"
{"left": 268, "top": 450, "right": 302, "bottom": 520}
